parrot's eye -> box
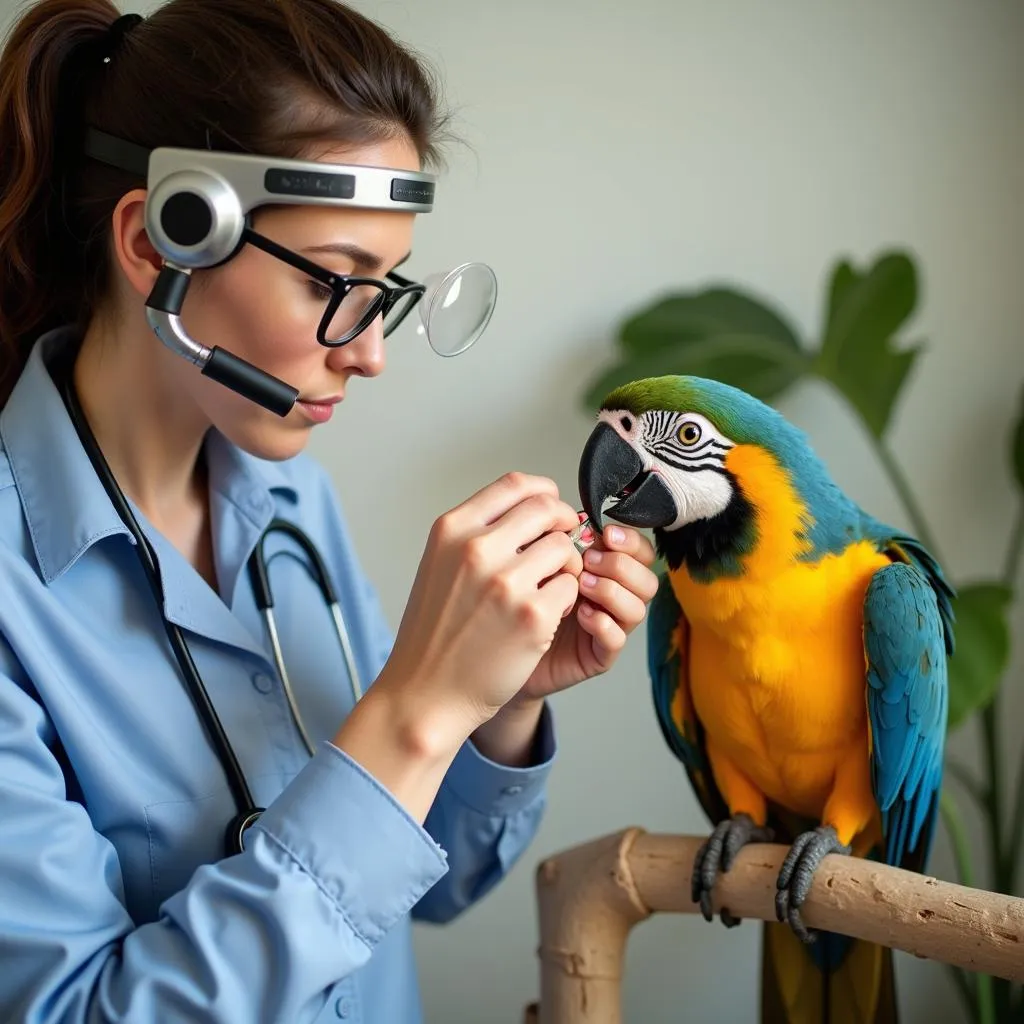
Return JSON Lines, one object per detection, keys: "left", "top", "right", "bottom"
{"left": 620, "top": 415, "right": 634, "bottom": 432}
{"left": 677, "top": 421, "right": 702, "bottom": 446}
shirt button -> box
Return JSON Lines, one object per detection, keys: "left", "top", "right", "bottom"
{"left": 251, "top": 672, "right": 274, "bottom": 694}
{"left": 335, "top": 997, "right": 352, "bottom": 1018}
{"left": 502, "top": 784, "right": 523, "bottom": 795}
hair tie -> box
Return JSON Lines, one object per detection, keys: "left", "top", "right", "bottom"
{"left": 104, "top": 13, "right": 143, "bottom": 60}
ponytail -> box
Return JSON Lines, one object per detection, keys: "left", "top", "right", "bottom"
{"left": 0, "top": 0, "right": 123, "bottom": 407}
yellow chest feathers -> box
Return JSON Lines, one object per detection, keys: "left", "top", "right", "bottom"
{"left": 668, "top": 444, "right": 891, "bottom": 753}
{"left": 669, "top": 442, "right": 890, "bottom": 632}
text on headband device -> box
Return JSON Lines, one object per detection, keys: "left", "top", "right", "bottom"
{"left": 82, "top": 128, "right": 438, "bottom": 416}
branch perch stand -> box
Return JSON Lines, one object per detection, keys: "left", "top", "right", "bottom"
{"left": 522, "top": 828, "right": 1024, "bottom": 1024}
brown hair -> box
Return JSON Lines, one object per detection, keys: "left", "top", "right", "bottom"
{"left": 0, "top": 0, "right": 449, "bottom": 407}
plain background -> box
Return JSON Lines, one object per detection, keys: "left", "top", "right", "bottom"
{"left": 5, "top": 0, "right": 1022, "bottom": 1020}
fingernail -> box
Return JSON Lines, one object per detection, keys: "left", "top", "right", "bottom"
{"left": 579, "top": 602, "right": 594, "bottom": 616}
{"left": 585, "top": 549, "right": 603, "bottom": 565}
{"left": 580, "top": 572, "right": 598, "bottom": 588}
{"left": 606, "top": 526, "right": 625, "bottom": 545}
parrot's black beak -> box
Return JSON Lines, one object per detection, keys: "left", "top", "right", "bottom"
{"left": 578, "top": 421, "right": 677, "bottom": 532}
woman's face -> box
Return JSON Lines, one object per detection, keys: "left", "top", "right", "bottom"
{"left": 172, "top": 136, "right": 421, "bottom": 461}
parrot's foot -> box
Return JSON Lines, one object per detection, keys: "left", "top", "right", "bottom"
{"left": 692, "top": 813, "right": 774, "bottom": 927}
{"left": 775, "top": 825, "right": 851, "bottom": 944}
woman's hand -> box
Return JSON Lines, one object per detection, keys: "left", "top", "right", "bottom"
{"left": 516, "top": 522, "right": 659, "bottom": 701}
{"left": 375, "top": 472, "right": 584, "bottom": 751}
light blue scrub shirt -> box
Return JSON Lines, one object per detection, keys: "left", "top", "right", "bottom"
{"left": 0, "top": 327, "right": 557, "bottom": 1023}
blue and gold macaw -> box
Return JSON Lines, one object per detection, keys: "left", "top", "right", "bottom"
{"left": 577, "top": 375, "right": 954, "bottom": 1024}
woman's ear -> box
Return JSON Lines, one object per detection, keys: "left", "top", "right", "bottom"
{"left": 109, "top": 189, "right": 163, "bottom": 297}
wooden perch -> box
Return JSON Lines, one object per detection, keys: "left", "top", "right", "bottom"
{"left": 524, "top": 828, "right": 1024, "bottom": 1024}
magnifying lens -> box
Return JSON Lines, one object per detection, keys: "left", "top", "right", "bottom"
{"left": 413, "top": 262, "right": 498, "bottom": 357}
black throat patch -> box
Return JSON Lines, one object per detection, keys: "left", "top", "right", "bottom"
{"left": 654, "top": 472, "right": 758, "bottom": 582}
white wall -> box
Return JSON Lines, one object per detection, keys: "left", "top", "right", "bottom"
{"left": 18, "top": 0, "right": 1024, "bottom": 1020}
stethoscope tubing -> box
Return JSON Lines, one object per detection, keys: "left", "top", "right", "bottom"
{"left": 249, "top": 520, "right": 364, "bottom": 756}
{"left": 58, "top": 356, "right": 361, "bottom": 855}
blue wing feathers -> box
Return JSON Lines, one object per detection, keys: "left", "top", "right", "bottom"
{"left": 863, "top": 560, "right": 948, "bottom": 871}
{"left": 648, "top": 573, "right": 729, "bottom": 823}
{"left": 648, "top": 573, "right": 701, "bottom": 771}
{"left": 646, "top": 572, "right": 678, "bottom": 686}
{"left": 864, "top": 521, "right": 956, "bottom": 654}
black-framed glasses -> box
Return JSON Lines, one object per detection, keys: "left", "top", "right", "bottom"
{"left": 240, "top": 226, "right": 498, "bottom": 356}
{"left": 242, "top": 227, "right": 425, "bottom": 347}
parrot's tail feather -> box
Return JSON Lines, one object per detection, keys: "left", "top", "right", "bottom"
{"left": 761, "top": 922, "right": 899, "bottom": 1024}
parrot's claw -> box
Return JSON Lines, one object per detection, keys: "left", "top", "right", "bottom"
{"left": 691, "top": 813, "right": 774, "bottom": 927}
{"left": 774, "top": 825, "right": 851, "bottom": 943}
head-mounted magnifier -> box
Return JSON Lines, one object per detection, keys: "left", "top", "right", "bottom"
{"left": 81, "top": 128, "right": 497, "bottom": 416}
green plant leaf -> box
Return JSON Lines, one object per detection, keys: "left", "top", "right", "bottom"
{"left": 1013, "top": 383, "right": 1024, "bottom": 492}
{"left": 814, "top": 251, "right": 922, "bottom": 439}
{"left": 946, "top": 582, "right": 1014, "bottom": 730}
{"left": 581, "top": 333, "right": 811, "bottom": 411}
{"left": 618, "top": 287, "right": 804, "bottom": 357}
{"left": 824, "top": 260, "right": 860, "bottom": 329}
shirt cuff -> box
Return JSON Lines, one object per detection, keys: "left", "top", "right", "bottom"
{"left": 252, "top": 741, "right": 449, "bottom": 947}
{"left": 442, "top": 699, "right": 557, "bottom": 817}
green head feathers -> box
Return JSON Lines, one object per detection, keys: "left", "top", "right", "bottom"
{"left": 601, "top": 374, "right": 806, "bottom": 458}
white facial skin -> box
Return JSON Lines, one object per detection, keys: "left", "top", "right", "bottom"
{"left": 596, "top": 407, "right": 737, "bottom": 530}
{"left": 74, "top": 136, "right": 420, "bottom": 520}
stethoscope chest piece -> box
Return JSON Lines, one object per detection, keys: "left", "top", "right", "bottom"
{"left": 227, "top": 807, "right": 266, "bottom": 856}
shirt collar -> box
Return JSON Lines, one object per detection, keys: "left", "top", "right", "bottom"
{"left": 0, "top": 326, "right": 299, "bottom": 585}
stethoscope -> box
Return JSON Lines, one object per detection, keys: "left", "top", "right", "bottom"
{"left": 57, "top": 355, "right": 363, "bottom": 857}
